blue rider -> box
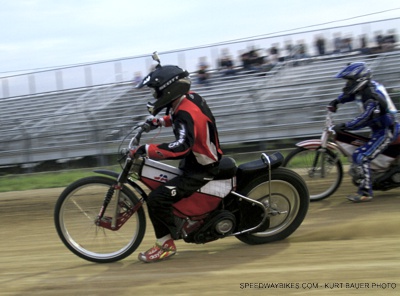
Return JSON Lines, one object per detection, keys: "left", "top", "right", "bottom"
{"left": 328, "top": 62, "right": 399, "bottom": 203}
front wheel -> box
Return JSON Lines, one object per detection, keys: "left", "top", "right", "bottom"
{"left": 236, "top": 167, "right": 309, "bottom": 245}
{"left": 283, "top": 147, "right": 343, "bottom": 201}
{"left": 54, "top": 176, "right": 146, "bottom": 263}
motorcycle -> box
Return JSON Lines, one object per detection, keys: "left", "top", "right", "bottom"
{"left": 54, "top": 122, "right": 309, "bottom": 263}
{"left": 283, "top": 109, "right": 400, "bottom": 201}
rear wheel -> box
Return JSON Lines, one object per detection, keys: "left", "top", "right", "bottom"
{"left": 54, "top": 176, "right": 146, "bottom": 263}
{"left": 283, "top": 147, "right": 343, "bottom": 201}
{"left": 236, "top": 168, "right": 309, "bottom": 244}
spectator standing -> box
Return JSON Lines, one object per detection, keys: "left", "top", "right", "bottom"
{"left": 315, "top": 35, "right": 326, "bottom": 56}
{"left": 375, "top": 31, "right": 384, "bottom": 51}
{"left": 359, "top": 34, "right": 370, "bottom": 54}
{"left": 333, "top": 33, "right": 342, "bottom": 54}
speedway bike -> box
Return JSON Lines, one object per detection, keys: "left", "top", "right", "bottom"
{"left": 54, "top": 122, "right": 309, "bottom": 263}
{"left": 283, "top": 110, "right": 400, "bottom": 201}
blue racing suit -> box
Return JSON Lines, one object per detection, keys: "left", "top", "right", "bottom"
{"left": 337, "top": 80, "right": 398, "bottom": 196}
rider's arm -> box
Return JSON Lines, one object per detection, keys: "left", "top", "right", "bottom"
{"left": 345, "top": 100, "right": 377, "bottom": 130}
{"left": 159, "top": 115, "right": 172, "bottom": 127}
{"left": 146, "top": 114, "right": 194, "bottom": 160}
{"left": 337, "top": 92, "right": 356, "bottom": 104}
{"left": 328, "top": 93, "right": 356, "bottom": 112}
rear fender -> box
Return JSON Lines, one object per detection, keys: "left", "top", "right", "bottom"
{"left": 94, "top": 169, "right": 147, "bottom": 198}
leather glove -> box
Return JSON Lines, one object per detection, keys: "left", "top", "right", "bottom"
{"left": 145, "top": 116, "right": 161, "bottom": 131}
{"left": 130, "top": 145, "right": 146, "bottom": 158}
{"left": 327, "top": 99, "right": 339, "bottom": 113}
{"left": 332, "top": 123, "right": 346, "bottom": 134}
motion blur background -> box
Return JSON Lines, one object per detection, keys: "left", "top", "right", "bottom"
{"left": 0, "top": 2, "right": 399, "bottom": 173}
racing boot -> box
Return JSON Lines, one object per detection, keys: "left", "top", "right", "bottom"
{"left": 347, "top": 193, "right": 373, "bottom": 203}
{"left": 138, "top": 239, "right": 176, "bottom": 263}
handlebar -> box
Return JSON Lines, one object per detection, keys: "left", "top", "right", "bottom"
{"left": 128, "top": 122, "right": 152, "bottom": 149}
{"left": 325, "top": 109, "right": 340, "bottom": 135}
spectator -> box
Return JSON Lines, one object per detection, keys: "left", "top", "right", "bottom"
{"left": 341, "top": 35, "right": 353, "bottom": 52}
{"left": 262, "top": 45, "right": 280, "bottom": 72}
{"left": 375, "top": 31, "right": 384, "bottom": 51}
{"left": 132, "top": 71, "right": 143, "bottom": 86}
{"left": 218, "top": 48, "right": 236, "bottom": 76}
{"left": 241, "top": 46, "right": 264, "bottom": 72}
{"left": 359, "top": 34, "right": 371, "bottom": 54}
{"left": 382, "top": 29, "right": 397, "bottom": 51}
{"left": 196, "top": 56, "right": 211, "bottom": 86}
{"left": 315, "top": 35, "right": 326, "bottom": 56}
{"left": 269, "top": 45, "right": 280, "bottom": 64}
{"left": 293, "top": 40, "right": 310, "bottom": 64}
{"left": 284, "top": 40, "right": 294, "bottom": 61}
{"left": 333, "top": 33, "right": 342, "bottom": 54}
{"left": 240, "top": 51, "right": 252, "bottom": 71}
{"left": 249, "top": 47, "right": 264, "bottom": 67}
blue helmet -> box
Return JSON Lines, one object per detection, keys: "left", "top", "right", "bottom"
{"left": 335, "top": 62, "right": 371, "bottom": 95}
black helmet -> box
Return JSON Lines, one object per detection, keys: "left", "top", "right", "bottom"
{"left": 335, "top": 62, "right": 371, "bottom": 95}
{"left": 137, "top": 64, "right": 191, "bottom": 115}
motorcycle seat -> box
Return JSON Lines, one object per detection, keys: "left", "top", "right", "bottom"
{"left": 214, "top": 157, "right": 237, "bottom": 180}
{"left": 238, "top": 152, "right": 284, "bottom": 174}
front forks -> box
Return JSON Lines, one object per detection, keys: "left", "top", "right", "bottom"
{"left": 111, "top": 184, "right": 124, "bottom": 229}
{"left": 95, "top": 182, "right": 141, "bottom": 231}
{"left": 310, "top": 148, "right": 325, "bottom": 178}
{"left": 95, "top": 183, "right": 121, "bottom": 229}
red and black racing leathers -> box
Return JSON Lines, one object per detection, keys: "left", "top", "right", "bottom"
{"left": 144, "top": 91, "right": 223, "bottom": 239}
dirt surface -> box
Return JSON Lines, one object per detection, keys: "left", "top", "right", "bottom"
{"left": 1, "top": 178, "right": 399, "bottom": 296}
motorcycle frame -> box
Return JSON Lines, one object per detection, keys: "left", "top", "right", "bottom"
{"left": 295, "top": 112, "right": 348, "bottom": 157}
{"left": 296, "top": 111, "right": 398, "bottom": 178}
{"left": 93, "top": 127, "right": 278, "bottom": 236}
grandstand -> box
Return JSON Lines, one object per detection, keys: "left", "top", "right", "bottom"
{"left": 1, "top": 48, "right": 399, "bottom": 171}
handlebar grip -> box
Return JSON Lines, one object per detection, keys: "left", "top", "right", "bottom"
{"left": 327, "top": 106, "right": 337, "bottom": 113}
{"left": 141, "top": 123, "right": 151, "bottom": 133}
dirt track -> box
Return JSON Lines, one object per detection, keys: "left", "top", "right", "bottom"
{"left": 1, "top": 178, "right": 399, "bottom": 296}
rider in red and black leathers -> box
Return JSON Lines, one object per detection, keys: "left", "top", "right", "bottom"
{"left": 133, "top": 61, "right": 222, "bottom": 262}
{"left": 145, "top": 91, "right": 222, "bottom": 167}
{"left": 142, "top": 91, "right": 222, "bottom": 239}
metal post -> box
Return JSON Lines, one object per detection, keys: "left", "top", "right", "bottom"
{"left": 1, "top": 78, "right": 9, "bottom": 98}
{"left": 56, "top": 70, "right": 63, "bottom": 90}
{"left": 28, "top": 75, "right": 36, "bottom": 95}
{"left": 85, "top": 66, "right": 93, "bottom": 87}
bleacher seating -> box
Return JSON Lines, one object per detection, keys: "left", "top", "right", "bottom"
{"left": 1, "top": 50, "right": 400, "bottom": 167}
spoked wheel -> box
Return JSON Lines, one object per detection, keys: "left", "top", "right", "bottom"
{"left": 54, "top": 176, "right": 146, "bottom": 263}
{"left": 283, "top": 147, "right": 343, "bottom": 201}
{"left": 236, "top": 168, "right": 309, "bottom": 244}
